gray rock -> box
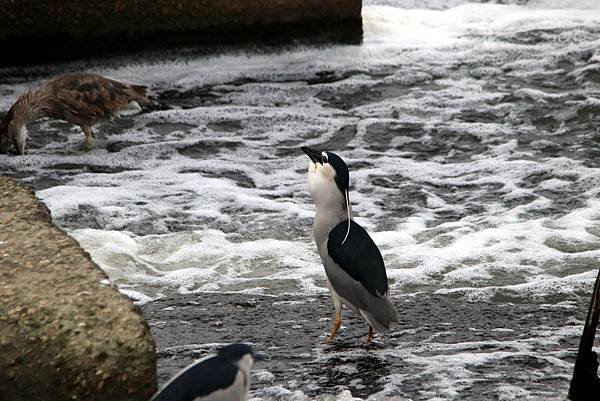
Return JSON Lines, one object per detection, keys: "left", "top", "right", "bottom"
{"left": 0, "top": 176, "right": 157, "bottom": 401}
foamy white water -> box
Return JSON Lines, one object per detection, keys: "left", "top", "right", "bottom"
{"left": 2, "top": 0, "right": 600, "bottom": 399}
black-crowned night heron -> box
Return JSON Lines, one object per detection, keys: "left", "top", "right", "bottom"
{"left": 0, "top": 73, "right": 147, "bottom": 155}
{"left": 151, "top": 343, "right": 257, "bottom": 401}
{"left": 301, "top": 146, "right": 398, "bottom": 344}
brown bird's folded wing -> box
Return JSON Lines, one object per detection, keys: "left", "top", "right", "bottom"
{"left": 43, "top": 74, "right": 147, "bottom": 125}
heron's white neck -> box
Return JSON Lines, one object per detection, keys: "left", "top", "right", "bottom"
{"left": 8, "top": 90, "right": 53, "bottom": 153}
{"left": 12, "top": 89, "right": 52, "bottom": 123}
{"left": 314, "top": 205, "right": 351, "bottom": 252}
{"left": 311, "top": 188, "right": 352, "bottom": 253}
{"left": 234, "top": 354, "right": 253, "bottom": 399}
{"left": 17, "top": 125, "right": 28, "bottom": 145}
{"left": 307, "top": 161, "right": 352, "bottom": 251}
{"left": 235, "top": 354, "right": 254, "bottom": 375}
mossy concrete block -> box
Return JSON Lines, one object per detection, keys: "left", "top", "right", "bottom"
{"left": 0, "top": 177, "right": 156, "bottom": 401}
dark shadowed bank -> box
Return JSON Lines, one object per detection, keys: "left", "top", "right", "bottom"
{"left": 0, "top": 177, "right": 156, "bottom": 401}
{"left": 0, "top": 0, "right": 362, "bottom": 66}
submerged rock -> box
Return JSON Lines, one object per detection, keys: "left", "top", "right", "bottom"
{"left": 0, "top": 177, "right": 156, "bottom": 401}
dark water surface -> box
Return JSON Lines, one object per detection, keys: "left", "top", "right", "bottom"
{"left": 143, "top": 292, "right": 580, "bottom": 400}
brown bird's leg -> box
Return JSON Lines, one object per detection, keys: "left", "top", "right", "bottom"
{"left": 367, "top": 326, "right": 374, "bottom": 344}
{"left": 81, "top": 125, "right": 94, "bottom": 151}
{"left": 327, "top": 309, "right": 342, "bottom": 344}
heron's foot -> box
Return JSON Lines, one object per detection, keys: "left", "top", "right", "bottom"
{"left": 327, "top": 311, "right": 342, "bottom": 344}
{"left": 327, "top": 328, "right": 339, "bottom": 344}
{"left": 81, "top": 125, "right": 95, "bottom": 144}
{"left": 84, "top": 139, "right": 94, "bottom": 152}
{"left": 367, "top": 326, "right": 374, "bottom": 344}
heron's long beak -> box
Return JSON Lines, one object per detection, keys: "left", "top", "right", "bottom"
{"left": 301, "top": 146, "right": 322, "bottom": 164}
{"left": 253, "top": 351, "right": 269, "bottom": 362}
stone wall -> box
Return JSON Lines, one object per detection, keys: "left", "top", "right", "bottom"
{"left": 0, "top": 0, "right": 362, "bottom": 65}
{"left": 0, "top": 177, "right": 157, "bottom": 401}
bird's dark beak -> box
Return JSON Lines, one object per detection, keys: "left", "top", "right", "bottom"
{"left": 301, "top": 146, "right": 322, "bottom": 164}
{"left": 253, "top": 351, "right": 269, "bottom": 362}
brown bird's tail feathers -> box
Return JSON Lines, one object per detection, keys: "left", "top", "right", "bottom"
{"left": 126, "top": 84, "right": 148, "bottom": 102}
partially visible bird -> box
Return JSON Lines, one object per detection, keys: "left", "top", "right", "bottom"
{"left": 151, "top": 343, "right": 257, "bottom": 401}
{"left": 301, "top": 146, "right": 398, "bottom": 344}
{"left": 0, "top": 73, "right": 147, "bottom": 155}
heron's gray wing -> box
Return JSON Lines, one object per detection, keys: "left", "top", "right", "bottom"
{"left": 151, "top": 356, "right": 239, "bottom": 401}
{"left": 326, "top": 220, "right": 388, "bottom": 299}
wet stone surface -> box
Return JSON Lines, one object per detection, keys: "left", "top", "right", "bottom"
{"left": 142, "top": 292, "right": 581, "bottom": 400}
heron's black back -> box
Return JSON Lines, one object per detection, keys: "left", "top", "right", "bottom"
{"left": 327, "top": 220, "right": 389, "bottom": 298}
{"left": 152, "top": 355, "right": 238, "bottom": 401}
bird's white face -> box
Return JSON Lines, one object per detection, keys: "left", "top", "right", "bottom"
{"left": 235, "top": 354, "right": 254, "bottom": 376}
{"left": 7, "top": 121, "right": 27, "bottom": 155}
{"left": 307, "top": 155, "right": 345, "bottom": 209}
{"left": 17, "top": 125, "right": 28, "bottom": 155}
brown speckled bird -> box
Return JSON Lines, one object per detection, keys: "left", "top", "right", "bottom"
{"left": 0, "top": 73, "right": 148, "bottom": 155}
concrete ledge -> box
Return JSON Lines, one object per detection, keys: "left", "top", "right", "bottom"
{"left": 0, "top": 177, "right": 157, "bottom": 401}
{"left": 0, "top": 0, "right": 362, "bottom": 66}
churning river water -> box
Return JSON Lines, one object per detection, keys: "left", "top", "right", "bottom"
{"left": 2, "top": 0, "right": 600, "bottom": 399}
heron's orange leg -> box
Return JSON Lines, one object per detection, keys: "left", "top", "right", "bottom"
{"left": 367, "top": 326, "right": 374, "bottom": 344}
{"left": 327, "top": 310, "right": 342, "bottom": 344}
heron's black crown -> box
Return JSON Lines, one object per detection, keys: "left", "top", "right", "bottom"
{"left": 217, "top": 343, "right": 254, "bottom": 361}
{"left": 326, "top": 151, "right": 350, "bottom": 195}
{"left": 301, "top": 146, "right": 350, "bottom": 195}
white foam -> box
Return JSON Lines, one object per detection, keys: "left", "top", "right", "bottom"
{"left": 0, "top": 0, "right": 587, "bottom": 305}
{"left": 71, "top": 228, "right": 325, "bottom": 297}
